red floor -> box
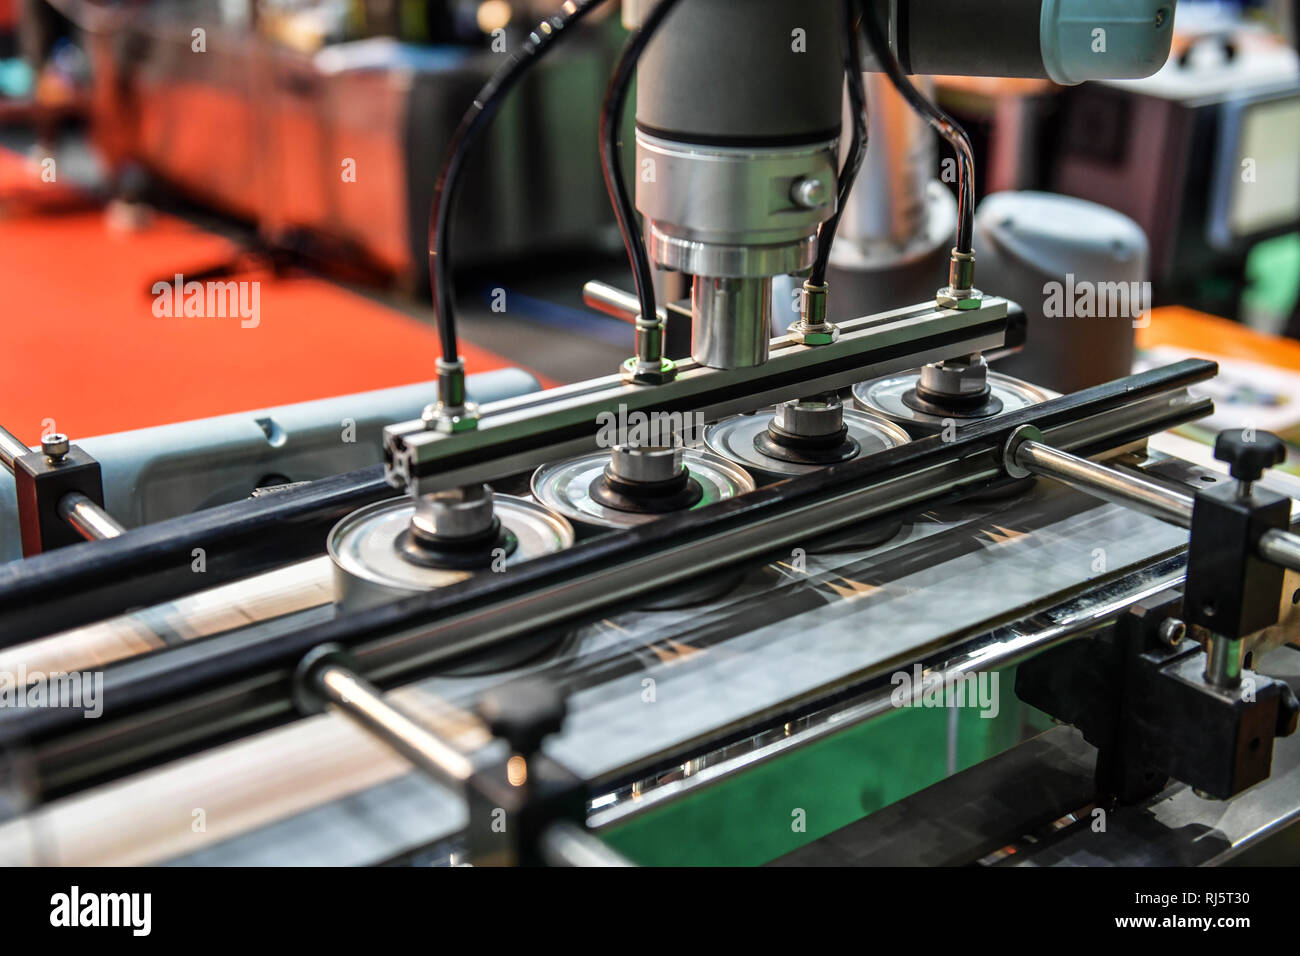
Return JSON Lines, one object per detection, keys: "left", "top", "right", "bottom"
{"left": 0, "top": 147, "right": 518, "bottom": 446}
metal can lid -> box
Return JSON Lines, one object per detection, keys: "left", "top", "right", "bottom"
{"left": 531, "top": 448, "right": 755, "bottom": 531}
{"left": 328, "top": 494, "right": 574, "bottom": 594}
{"left": 704, "top": 406, "right": 911, "bottom": 480}
{"left": 852, "top": 370, "right": 1046, "bottom": 435}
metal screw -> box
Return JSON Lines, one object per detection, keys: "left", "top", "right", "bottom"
{"left": 1157, "top": 618, "right": 1186, "bottom": 648}
{"left": 41, "top": 433, "right": 69, "bottom": 463}
{"left": 790, "top": 177, "right": 828, "bottom": 209}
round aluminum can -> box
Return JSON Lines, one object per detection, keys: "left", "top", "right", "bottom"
{"left": 328, "top": 495, "right": 574, "bottom": 613}
{"left": 703, "top": 406, "right": 911, "bottom": 482}
{"left": 531, "top": 448, "right": 755, "bottom": 533}
{"left": 852, "top": 370, "right": 1047, "bottom": 436}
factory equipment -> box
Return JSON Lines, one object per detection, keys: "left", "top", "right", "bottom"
{"left": 81, "top": 0, "right": 621, "bottom": 287}
{"left": 5, "top": 0, "right": 1300, "bottom": 870}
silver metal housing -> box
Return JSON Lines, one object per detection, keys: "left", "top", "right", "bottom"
{"left": 636, "top": 131, "right": 838, "bottom": 277}
{"left": 691, "top": 276, "right": 774, "bottom": 368}
{"left": 636, "top": 130, "right": 839, "bottom": 370}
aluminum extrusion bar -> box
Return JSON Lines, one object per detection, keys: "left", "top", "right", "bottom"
{"left": 385, "top": 297, "right": 1010, "bottom": 492}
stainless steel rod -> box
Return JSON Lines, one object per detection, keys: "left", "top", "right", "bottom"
{"left": 58, "top": 492, "right": 126, "bottom": 541}
{"left": 538, "top": 820, "right": 634, "bottom": 867}
{"left": 312, "top": 665, "right": 632, "bottom": 866}
{"left": 582, "top": 280, "right": 666, "bottom": 324}
{"left": 0, "top": 425, "right": 30, "bottom": 473}
{"left": 1204, "top": 633, "right": 1243, "bottom": 689}
{"left": 1259, "top": 528, "right": 1300, "bottom": 575}
{"left": 312, "top": 664, "right": 474, "bottom": 787}
{"left": 1015, "top": 439, "right": 1196, "bottom": 528}
{"left": 1015, "top": 437, "right": 1300, "bottom": 575}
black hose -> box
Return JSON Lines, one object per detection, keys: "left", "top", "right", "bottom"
{"left": 598, "top": 0, "right": 686, "bottom": 329}
{"left": 810, "top": 0, "right": 869, "bottom": 288}
{"left": 428, "top": 0, "right": 609, "bottom": 368}
{"left": 858, "top": 0, "right": 975, "bottom": 258}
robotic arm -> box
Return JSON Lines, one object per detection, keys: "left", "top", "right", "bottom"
{"left": 627, "top": 0, "right": 1176, "bottom": 373}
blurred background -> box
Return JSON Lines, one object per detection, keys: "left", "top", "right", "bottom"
{"left": 0, "top": 0, "right": 1297, "bottom": 456}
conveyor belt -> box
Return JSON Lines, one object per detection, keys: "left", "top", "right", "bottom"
{"left": 0, "top": 474, "right": 1196, "bottom": 864}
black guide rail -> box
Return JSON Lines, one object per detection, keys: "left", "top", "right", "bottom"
{"left": 0, "top": 466, "right": 393, "bottom": 647}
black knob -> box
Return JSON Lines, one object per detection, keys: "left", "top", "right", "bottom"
{"left": 1213, "top": 429, "right": 1286, "bottom": 484}
{"left": 476, "top": 677, "right": 567, "bottom": 756}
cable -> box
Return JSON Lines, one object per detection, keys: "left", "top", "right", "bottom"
{"left": 809, "top": 0, "right": 869, "bottom": 288}
{"left": 427, "top": 0, "right": 608, "bottom": 375}
{"left": 598, "top": 0, "right": 686, "bottom": 334}
{"left": 857, "top": 0, "right": 975, "bottom": 266}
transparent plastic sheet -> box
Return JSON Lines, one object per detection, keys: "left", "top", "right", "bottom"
{"left": 4, "top": 471, "right": 1197, "bottom": 865}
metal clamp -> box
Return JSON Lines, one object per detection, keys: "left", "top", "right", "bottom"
{"left": 1, "top": 424, "right": 123, "bottom": 554}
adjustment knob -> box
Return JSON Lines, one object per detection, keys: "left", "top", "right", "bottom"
{"left": 1213, "top": 429, "right": 1286, "bottom": 484}
{"left": 476, "top": 677, "right": 567, "bottom": 756}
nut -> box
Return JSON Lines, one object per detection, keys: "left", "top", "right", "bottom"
{"left": 421, "top": 401, "right": 481, "bottom": 434}
{"left": 936, "top": 287, "right": 985, "bottom": 311}
{"left": 786, "top": 321, "right": 840, "bottom": 347}
{"left": 621, "top": 357, "right": 677, "bottom": 386}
